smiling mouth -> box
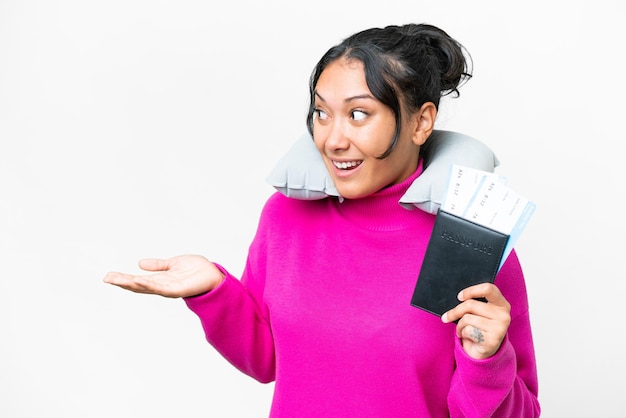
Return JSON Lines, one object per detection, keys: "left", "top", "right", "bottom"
{"left": 332, "top": 160, "right": 362, "bottom": 170}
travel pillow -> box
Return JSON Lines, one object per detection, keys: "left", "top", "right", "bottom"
{"left": 266, "top": 130, "right": 499, "bottom": 214}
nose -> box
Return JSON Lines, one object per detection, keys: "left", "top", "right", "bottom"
{"left": 320, "top": 120, "right": 350, "bottom": 152}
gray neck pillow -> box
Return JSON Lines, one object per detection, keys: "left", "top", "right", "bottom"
{"left": 266, "top": 130, "right": 499, "bottom": 215}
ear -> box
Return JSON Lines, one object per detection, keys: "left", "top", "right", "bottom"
{"left": 411, "top": 102, "right": 437, "bottom": 146}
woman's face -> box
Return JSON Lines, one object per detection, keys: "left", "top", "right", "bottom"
{"left": 312, "top": 58, "right": 424, "bottom": 200}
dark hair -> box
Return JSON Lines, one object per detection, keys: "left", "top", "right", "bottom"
{"left": 306, "top": 23, "right": 472, "bottom": 159}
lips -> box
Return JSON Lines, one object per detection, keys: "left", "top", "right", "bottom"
{"left": 332, "top": 160, "right": 362, "bottom": 170}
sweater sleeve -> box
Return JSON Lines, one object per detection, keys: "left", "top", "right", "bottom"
{"left": 447, "top": 251, "right": 541, "bottom": 417}
{"left": 183, "top": 263, "right": 276, "bottom": 383}
{"left": 183, "top": 198, "right": 277, "bottom": 384}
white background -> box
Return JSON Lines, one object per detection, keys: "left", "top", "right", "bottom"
{"left": 1, "top": 1, "right": 623, "bottom": 417}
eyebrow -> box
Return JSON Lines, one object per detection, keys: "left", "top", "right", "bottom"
{"left": 314, "top": 91, "right": 375, "bottom": 103}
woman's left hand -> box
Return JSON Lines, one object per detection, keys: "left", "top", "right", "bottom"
{"left": 441, "top": 283, "right": 511, "bottom": 360}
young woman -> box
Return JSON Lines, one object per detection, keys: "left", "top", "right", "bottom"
{"left": 104, "top": 23, "right": 540, "bottom": 417}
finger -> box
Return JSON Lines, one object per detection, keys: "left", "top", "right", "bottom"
{"left": 463, "top": 325, "right": 486, "bottom": 344}
{"left": 458, "top": 322, "right": 504, "bottom": 359}
{"left": 459, "top": 283, "right": 510, "bottom": 308}
{"left": 138, "top": 258, "right": 172, "bottom": 272}
{"left": 104, "top": 272, "right": 164, "bottom": 294}
{"left": 132, "top": 275, "right": 179, "bottom": 296}
{"left": 458, "top": 316, "right": 504, "bottom": 349}
{"left": 457, "top": 312, "right": 490, "bottom": 340}
{"left": 103, "top": 271, "right": 148, "bottom": 288}
{"left": 458, "top": 283, "right": 495, "bottom": 301}
{"left": 104, "top": 271, "right": 159, "bottom": 288}
{"left": 442, "top": 294, "right": 504, "bottom": 324}
{"left": 107, "top": 282, "right": 154, "bottom": 295}
{"left": 442, "top": 283, "right": 493, "bottom": 323}
{"left": 456, "top": 312, "right": 488, "bottom": 334}
{"left": 456, "top": 309, "right": 509, "bottom": 348}
{"left": 103, "top": 271, "right": 136, "bottom": 285}
{"left": 103, "top": 272, "right": 154, "bottom": 293}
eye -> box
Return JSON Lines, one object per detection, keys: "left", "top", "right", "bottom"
{"left": 351, "top": 110, "right": 367, "bottom": 121}
{"left": 314, "top": 108, "right": 329, "bottom": 121}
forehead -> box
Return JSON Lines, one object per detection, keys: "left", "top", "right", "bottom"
{"left": 315, "top": 58, "right": 370, "bottom": 100}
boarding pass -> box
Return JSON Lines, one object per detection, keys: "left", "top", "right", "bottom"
{"left": 441, "top": 164, "right": 536, "bottom": 269}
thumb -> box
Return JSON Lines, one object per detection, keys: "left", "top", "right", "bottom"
{"left": 138, "top": 258, "right": 171, "bottom": 272}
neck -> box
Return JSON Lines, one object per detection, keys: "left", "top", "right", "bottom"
{"left": 334, "top": 160, "right": 432, "bottom": 231}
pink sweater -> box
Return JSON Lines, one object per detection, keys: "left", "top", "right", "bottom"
{"left": 185, "top": 167, "right": 540, "bottom": 417}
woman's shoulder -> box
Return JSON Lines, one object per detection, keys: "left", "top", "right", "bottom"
{"left": 263, "top": 191, "right": 330, "bottom": 214}
{"left": 259, "top": 192, "right": 332, "bottom": 227}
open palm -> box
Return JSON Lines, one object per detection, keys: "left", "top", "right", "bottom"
{"left": 103, "top": 254, "right": 224, "bottom": 298}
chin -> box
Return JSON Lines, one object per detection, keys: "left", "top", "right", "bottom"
{"left": 335, "top": 186, "right": 371, "bottom": 200}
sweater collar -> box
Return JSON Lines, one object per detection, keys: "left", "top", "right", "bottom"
{"left": 334, "top": 159, "right": 433, "bottom": 232}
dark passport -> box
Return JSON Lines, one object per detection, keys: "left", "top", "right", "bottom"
{"left": 411, "top": 210, "right": 509, "bottom": 317}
